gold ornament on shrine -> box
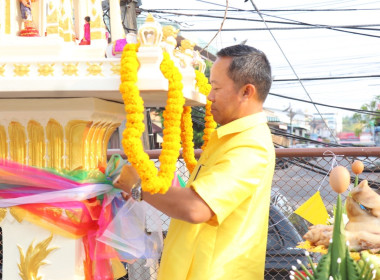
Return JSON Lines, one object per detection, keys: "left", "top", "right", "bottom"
{"left": 138, "top": 14, "right": 163, "bottom": 47}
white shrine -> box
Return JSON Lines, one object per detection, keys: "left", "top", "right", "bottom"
{"left": 0, "top": 1, "right": 206, "bottom": 279}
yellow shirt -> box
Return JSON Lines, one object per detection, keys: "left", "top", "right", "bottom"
{"left": 158, "top": 112, "right": 275, "bottom": 280}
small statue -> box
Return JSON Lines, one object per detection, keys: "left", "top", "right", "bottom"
{"left": 19, "top": 0, "right": 39, "bottom": 37}
{"left": 79, "top": 16, "right": 91, "bottom": 45}
{"left": 172, "top": 39, "right": 196, "bottom": 68}
{"left": 192, "top": 51, "right": 206, "bottom": 73}
{"left": 161, "top": 26, "right": 179, "bottom": 54}
{"left": 162, "top": 26, "right": 179, "bottom": 44}
{"left": 179, "top": 39, "right": 195, "bottom": 55}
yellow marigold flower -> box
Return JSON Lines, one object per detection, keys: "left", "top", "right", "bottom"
{"left": 120, "top": 45, "right": 185, "bottom": 194}
{"left": 120, "top": 44, "right": 215, "bottom": 193}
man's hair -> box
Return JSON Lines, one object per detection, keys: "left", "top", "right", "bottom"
{"left": 217, "top": 44, "right": 272, "bottom": 102}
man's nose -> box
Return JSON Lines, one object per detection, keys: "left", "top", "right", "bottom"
{"left": 207, "top": 91, "right": 214, "bottom": 102}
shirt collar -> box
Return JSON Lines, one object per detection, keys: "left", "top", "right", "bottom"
{"left": 216, "top": 112, "right": 268, "bottom": 138}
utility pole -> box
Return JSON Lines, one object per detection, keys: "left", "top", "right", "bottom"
{"left": 124, "top": 0, "right": 153, "bottom": 149}
{"left": 125, "top": 0, "right": 138, "bottom": 34}
{"left": 283, "top": 104, "right": 297, "bottom": 147}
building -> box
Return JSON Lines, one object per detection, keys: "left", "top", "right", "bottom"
{"left": 312, "top": 112, "right": 342, "bottom": 140}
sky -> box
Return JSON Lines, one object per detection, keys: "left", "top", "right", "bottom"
{"left": 139, "top": 0, "right": 380, "bottom": 118}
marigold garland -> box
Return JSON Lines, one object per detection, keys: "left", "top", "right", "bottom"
{"left": 181, "top": 70, "right": 217, "bottom": 173}
{"left": 120, "top": 44, "right": 185, "bottom": 194}
{"left": 180, "top": 107, "right": 197, "bottom": 173}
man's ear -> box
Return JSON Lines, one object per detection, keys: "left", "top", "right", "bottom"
{"left": 242, "top": 84, "right": 257, "bottom": 100}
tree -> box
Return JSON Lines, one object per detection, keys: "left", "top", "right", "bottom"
{"left": 191, "top": 107, "right": 207, "bottom": 148}
{"left": 352, "top": 95, "right": 380, "bottom": 136}
{"left": 152, "top": 106, "right": 210, "bottom": 149}
{"left": 153, "top": 60, "right": 214, "bottom": 149}
{"left": 204, "top": 60, "right": 213, "bottom": 79}
{"left": 341, "top": 115, "right": 363, "bottom": 142}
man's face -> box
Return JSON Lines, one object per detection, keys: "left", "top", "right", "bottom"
{"left": 208, "top": 57, "right": 243, "bottom": 126}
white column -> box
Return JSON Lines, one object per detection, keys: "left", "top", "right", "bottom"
{"left": 0, "top": 0, "right": 4, "bottom": 36}
{"left": 73, "top": 0, "right": 80, "bottom": 40}
{"left": 37, "top": 0, "right": 47, "bottom": 36}
{"left": 8, "top": 0, "right": 19, "bottom": 36}
{"left": 73, "top": 0, "right": 89, "bottom": 42}
{"left": 109, "top": 0, "right": 125, "bottom": 41}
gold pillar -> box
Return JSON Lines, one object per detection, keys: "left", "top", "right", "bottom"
{"left": 1, "top": 99, "right": 124, "bottom": 171}
{"left": 66, "top": 120, "right": 90, "bottom": 170}
{"left": 46, "top": 0, "right": 60, "bottom": 37}
{"left": 27, "top": 121, "right": 45, "bottom": 168}
{"left": 8, "top": 122, "right": 26, "bottom": 165}
{"left": 4, "top": 0, "right": 11, "bottom": 34}
{"left": 59, "top": 0, "right": 74, "bottom": 42}
{"left": 89, "top": 0, "right": 106, "bottom": 40}
{"left": 0, "top": 125, "right": 7, "bottom": 159}
{"left": 46, "top": 119, "right": 64, "bottom": 169}
{"left": 103, "top": 123, "right": 120, "bottom": 160}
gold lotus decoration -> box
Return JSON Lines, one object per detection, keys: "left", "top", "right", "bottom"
{"left": 110, "top": 62, "right": 121, "bottom": 75}
{"left": 62, "top": 63, "right": 78, "bottom": 76}
{"left": 13, "top": 64, "right": 30, "bottom": 77}
{"left": 38, "top": 64, "right": 55, "bottom": 77}
{"left": 18, "top": 235, "right": 57, "bottom": 280}
{"left": 0, "top": 64, "right": 5, "bottom": 76}
{"left": 86, "top": 63, "right": 103, "bottom": 76}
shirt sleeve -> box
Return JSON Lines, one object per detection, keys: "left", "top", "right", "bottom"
{"left": 191, "top": 144, "right": 272, "bottom": 226}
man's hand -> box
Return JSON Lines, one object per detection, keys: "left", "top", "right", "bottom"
{"left": 113, "top": 164, "right": 140, "bottom": 194}
{"left": 113, "top": 164, "right": 214, "bottom": 224}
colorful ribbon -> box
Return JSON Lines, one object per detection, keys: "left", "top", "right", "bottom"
{"left": 0, "top": 156, "right": 123, "bottom": 279}
{"left": 0, "top": 155, "right": 182, "bottom": 279}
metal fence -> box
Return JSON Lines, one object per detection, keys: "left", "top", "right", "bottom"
{"left": 1, "top": 148, "right": 378, "bottom": 280}
{"left": 267, "top": 147, "right": 380, "bottom": 279}
{"left": 109, "top": 147, "right": 380, "bottom": 280}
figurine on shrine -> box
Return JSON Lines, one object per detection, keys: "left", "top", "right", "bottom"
{"left": 79, "top": 16, "right": 91, "bottom": 45}
{"left": 19, "top": 0, "right": 39, "bottom": 37}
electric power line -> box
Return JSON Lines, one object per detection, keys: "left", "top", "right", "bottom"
{"left": 142, "top": 9, "right": 380, "bottom": 37}
{"left": 247, "top": 0, "right": 339, "bottom": 144}
{"left": 149, "top": 8, "right": 380, "bottom": 12}
{"left": 188, "top": 0, "right": 380, "bottom": 39}
{"left": 274, "top": 74, "right": 380, "bottom": 82}
{"left": 269, "top": 92, "right": 380, "bottom": 116}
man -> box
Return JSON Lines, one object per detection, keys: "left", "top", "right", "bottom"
{"left": 114, "top": 44, "right": 275, "bottom": 279}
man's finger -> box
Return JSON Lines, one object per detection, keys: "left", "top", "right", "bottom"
{"left": 121, "top": 192, "right": 131, "bottom": 201}
{"left": 113, "top": 165, "right": 140, "bottom": 192}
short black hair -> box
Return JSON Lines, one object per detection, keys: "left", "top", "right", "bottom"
{"left": 85, "top": 16, "right": 91, "bottom": 23}
{"left": 217, "top": 44, "right": 272, "bottom": 102}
